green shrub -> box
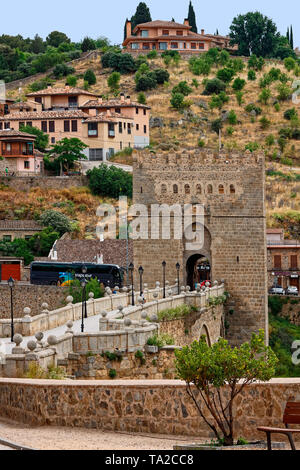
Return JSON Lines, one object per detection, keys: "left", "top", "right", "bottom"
{"left": 203, "top": 78, "right": 226, "bottom": 95}
{"left": 259, "top": 88, "right": 271, "bottom": 105}
{"left": 153, "top": 68, "right": 170, "bottom": 84}
{"left": 228, "top": 110, "right": 238, "bottom": 125}
{"left": 84, "top": 69, "right": 96, "bottom": 85}
{"left": 147, "top": 50, "right": 157, "bottom": 59}
{"left": 135, "top": 72, "right": 157, "bottom": 91}
{"left": 109, "top": 369, "right": 117, "bottom": 379}
{"left": 245, "top": 141, "right": 260, "bottom": 152}
{"left": 277, "top": 84, "right": 292, "bottom": 101}
{"left": 260, "top": 116, "right": 271, "bottom": 129}
{"left": 265, "top": 134, "right": 275, "bottom": 146}
{"left": 87, "top": 164, "right": 132, "bottom": 198}
{"left": 170, "top": 92, "right": 191, "bottom": 110}
{"left": 216, "top": 67, "right": 235, "bottom": 83}
{"left": 248, "top": 70, "right": 256, "bottom": 81}
{"left": 66, "top": 75, "right": 77, "bottom": 87}
{"left": 232, "top": 77, "right": 246, "bottom": 91}
{"left": 137, "top": 92, "right": 147, "bottom": 104}
{"left": 245, "top": 103, "right": 262, "bottom": 115}
{"left": 284, "top": 57, "right": 296, "bottom": 71}
{"left": 107, "top": 71, "right": 121, "bottom": 93}
{"left": 172, "top": 81, "right": 192, "bottom": 96}
{"left": 284, "top": 108, "right": 298, "bottom": 120}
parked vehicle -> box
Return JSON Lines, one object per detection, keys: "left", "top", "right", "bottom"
{"left": 269, "top": 286, "right": 285, "bottom": 295}
{"left": 285, "top": 286, "right": 299, "bottom": 296}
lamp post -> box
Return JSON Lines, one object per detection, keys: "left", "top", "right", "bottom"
{"left": 8, "top": 277, "right": 14, "bottom": 343}
{"left": 129, "top": 263, "right": 135, "bottom": 306}
{"left": 138, "top": 266, "right": 144, "bottom": 297}
{"left": 176, "top": 263, "right": 180, "bottom": 295}
{"left": 162, "top": 261, "right": 166, "bottom": 299}
{"left": 82, "top": 266, "right": 88, "bottom": 319}
{"left": 81, "top": 278, "right": 87, "bottom": 333}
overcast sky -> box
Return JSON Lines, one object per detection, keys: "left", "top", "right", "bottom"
{"left": 2, "top": 0, "right": 299, "bottom": 48}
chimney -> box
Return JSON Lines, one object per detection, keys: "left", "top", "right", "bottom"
{"left": 65, "top": 85, "right": 70, "bottom": 90}
{"left": 201, "top": 29, "right": 205, "bottom": 35}
{"left": 184, "top": 18, "right": 189, "bottom": 27}
{"left": 126, "top": 20, "right": 132, "bottom": 38}
{"left": 126, "top": 95, "right": 131, "bottom": 105}
{"left": 98, "top": 96, "right": 103, "bottom": 104}
{"left": 106, "top": 109, "right": 111, "bottom": 116}
{"left": 120, "top": 93, "right": 125, "bottom": 103}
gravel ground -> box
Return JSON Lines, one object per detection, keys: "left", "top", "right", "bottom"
{"left": 0, "top": 419, "right": 197, "bottom": 451}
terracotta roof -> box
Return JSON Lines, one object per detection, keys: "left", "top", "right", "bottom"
{"left": 133, "top": 20, "right": 191, "bottom": 31}
{"left": 0, "top": 129, "right": 36, "bottom": 140}
{"left": 27, "top": 87, "right": 99, "bottom": 98}
{"left": 0, "top": 110, "right": 90, "bottom": 121}
{"left": 83, "top": 112, "right": 133, "bottom": 123}
{"left": 81, "top": 99, "right": 151, "bottom": 110}
{"left": 10, "top": 101, "right": 39, "bottom": 110}
{"left": 0, "top": 220, "right": 42, "bottom": 231}
{"left": 55, "top": 239, "right": 133, "bottom": 267}
{"left": 267, "top": 229, "right": 284, "bottom": 234}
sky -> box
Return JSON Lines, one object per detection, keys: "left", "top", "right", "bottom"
{"left": 1, "top": 0, "right": 300, "bottom": 48}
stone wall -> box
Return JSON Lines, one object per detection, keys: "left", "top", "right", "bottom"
{"left": 0, "top": 284, "right": 68, "bottom": 319}
{"left": 0, "top": 176, "right": 88, "bottom": 191}
{"left": 133, "top": 149, "right": 268, "bottom": 346}
{"left": 64, "top": 348, "right": 178, "bottom": 380}
{"left": 159, "top": 304, "right": 223, "bottom": 347}
{"left": 0, "top": 378, "right": 299, "bottom": 442}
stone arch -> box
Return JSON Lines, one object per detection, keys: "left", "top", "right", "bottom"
{"left": 218, "top": 184, "right": 224, "bottom": 195}
{"left": 230, "top": 184, "right": 236, "bottom": 194}
{"left": 161, "top": 184, "right": 167, "bottom": 194}
{"left": 196, "top": 184, "right": 202, "bottom": 195}
{"left": 173, "top": 184, "right": 178, "bottom": 194}
{"left": 200, "top": 324, "right": 211, "bottom": 347}
{"left": 184, "top": 223, "right": 212, "bottom": 290}
{"left": 185, "top": 184, "right": 191, "bottom": 195}
{"left": 207, "top": 184, "right": 213, "bottom": 195}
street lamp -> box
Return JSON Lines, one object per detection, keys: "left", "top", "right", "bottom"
{"left": 82, "top": 266, "right": 88, "bottom": 319}
{"left": 138, "top": 266, "right": 144, "bottom": 297}
{"left": 129, "top": 263, "right": 135, "bottom": 306}
{"left": 162, "top": 261, "right": 166, "bottom": 299}
{"left": 81, "top": 278, "right": 87, "bottom": 333}
{"left": 176, "top": 263, "right": 180, "bottom": 295}
{"left": 8, "top": 277, "right": 15, "bottom": 343}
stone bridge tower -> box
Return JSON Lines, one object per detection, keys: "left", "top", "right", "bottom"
{"left": 132, "top": 149, "right": 268, "bottom": 345}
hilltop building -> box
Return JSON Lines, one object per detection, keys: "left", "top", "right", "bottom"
{"left": 0, "top": 129, "right": 43, "bottom": 175}
{"left": 123, "top": 19, "right": 237, "bottom": 55}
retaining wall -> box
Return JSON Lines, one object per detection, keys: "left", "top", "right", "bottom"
{"left": 0, "top": 378, "right": 299, "bottom": 442}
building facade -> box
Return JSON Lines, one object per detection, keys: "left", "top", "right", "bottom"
{"left": 267, "top": 229, "right": 300, "bottom": 290}
{"left": 123, "top": 19, "right": 237, "bottom": 55}
{"left": 0, "top": 220, "right": 43, "bottom": 242}
{"left": 0, "top": 129, "right": 43, "bottom": 175}
{"left": 133, "top": 149, "right": 268, "bottom": 346}
{"left": 0, "top": 87, "right": 151, "bottom": 167}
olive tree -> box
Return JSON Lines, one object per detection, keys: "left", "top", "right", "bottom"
{"left": 175, "top": 330, "right": 278, "bottom": 446}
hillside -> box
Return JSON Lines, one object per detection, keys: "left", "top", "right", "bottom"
{"left": 5, "top": 52, "right": 300, "bottom": 237}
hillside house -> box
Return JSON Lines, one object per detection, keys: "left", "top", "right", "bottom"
{"left": 0, "top": 129, "right": 43, "bottom": 175}
{"left": 267, "top": 229, "right": 300, "bottom": 290}
{"left": 123, "top": 19, "right": 237, "bottom": 54}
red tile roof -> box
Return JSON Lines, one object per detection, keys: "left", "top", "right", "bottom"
{"left": 0, "top": 220, "right": 42, "bottom": 231}
{"left": 0, "top": 110, "right": 90, "bottom": 121}
{"left": 134, "top": 20, "right": 191, "bottom": 31}
{"left": 0, "top": 129, "right": 37, "bottom": 140}
{"left": 83, "top": 112, "right": 133, "bottom": 123}
{"left": 27, "top": 87, "right": 99, "bottom": 98}
{"left": 81, "top": 99, "right": 150, "bottom": 110}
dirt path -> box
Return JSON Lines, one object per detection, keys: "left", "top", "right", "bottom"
{"left": 0, "top": 419, "right": 197, "bottom": 451}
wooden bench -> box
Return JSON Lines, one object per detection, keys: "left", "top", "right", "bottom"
{"left": 258, "top": 402, "right": 300, "bottom": 450}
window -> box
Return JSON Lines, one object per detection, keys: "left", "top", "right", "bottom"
{"left": 64, "top": 120, "right": 70, "bottom": 132}
{"left": 127, "top": 123, "right": 131, "bottom": 135}
{"left": 51, "top": 137, "right": 55, "bottom": 144}
{"left": 219, "top": 185, "right": 225, "bottom": 195}
{"left": 4, "top": 122, "right": 10, "bottom": 129}
{"left": 108, "top": 123, "right": 115, "bottom": 137}
{"left": 136, "top": 124, "right": 139, "bottom": 131}
{"left": 143, "top": 43, "right": 150, "bottom": 50}
{"left": 161, "top": 184, "right": 167, "bottom": 194}
{"left": 207, "top": 184, "right": 213, "bottom": 194}
{"left": 291, "top": 255, "right": 298, "bottom": 269}
{"left": 71, "top": 120, "right": 78, "bottom": 132}
{"left": 3, "top": 235, "right": 12, "bottom": 242}
{"left": 35, "top": 97, "right": 42, "bottom": 104}
{"left": 199, "top": 43, "right": 205, "bottom": 49}
{"left": 177, "top": 31, "right": 183, "bottom": 36}
{"left": 159, "top": 42, "right": 168, "bottom": 50}
{"left": 230, "top": 185, "right": 236, "bottom": 194}
{"left": 119, "top": 122, "right": 123, "bottom": 133}
{"left": 41, "top": 121, "right": 47, "bottom": 132}
{"left": 131, "top": 43, "right": 140, "bottom": 50}
{"left": 196, "top": 184, "right": 202, "bottom": 195}
{"left": 68, "top": 96, "right": 78, "bottom": 108}
{"left": 24, "top": 161, "right": 30, "bottom": 169}
{"left": 171, "top": 43, "right": 178, "bottom": 49}
{"left": 162, "top": 30, "right": 169, "bottom": 36}
{"left": 144, "top": 125, "right": 147, "bottom": 134}
{"left": 191, "top": 43, "right": 197, "bottom": 49}
{"left": 115, "top": 108, "right": 121, "bottom": 114}
{"left": 0, "top": 123, "right": 2, "bottom": 130}
{"left": 49, "top": 121, "right": 55, "bottom": 132}
{"left": 274, "top": 255, "right": 281, "bottom": 269}
{"left": 136, "top": 108, "right": 139, "bottom": 114}
{"left": 19, "top": 122, "right": 25, "bottom": 130}
{"left": 173, "top": 184, "right": 178, "bottom": 194}
{"left": 120, "top": 142, "right": 123, "bottom": 150}
{"left": 143, "top": 109, "right": 147, "bottom": 116}
{"left": 141, "top": 30, "right": 149, "bottom": 38}
{"left": 26, "top": 122, "right": 32, "bottom": 127}
{"left": 185, "top": 185, "right": 190, "bottom": 195}
{"left": 88, "top": 122, "right": 98, "bottom": 137}
{"left": 89, "top": 148, "right": 103, "bottom": 161}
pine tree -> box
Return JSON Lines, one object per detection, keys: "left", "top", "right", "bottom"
{"left": 187, "top": 1, "right": 198, "bottom": 33}
{"left": 131, "top": 2, "right": 152, "bottom": 32}
{"left": 215, "top": 29, "right": 219, "bottom": 36}
{"left": 290, "top": 25, "right": 294, "bottom": 50}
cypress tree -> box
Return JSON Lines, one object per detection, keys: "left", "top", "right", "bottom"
{"left": 124, "top": 18, "right": 129, "bottom": 40}
{"left": 290, "top": 25, "right": 294, "bottom": 50}
{"left": 286, "top": 27, "right": 290, "bottom": 43}
{"left": 131, "top": 2, "right": 152, "bottom": 32}
{"left": 187, "top": 1, "right": 198, "bottom": 33}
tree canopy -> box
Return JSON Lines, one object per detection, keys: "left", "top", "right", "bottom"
{"left": 229, "top": 11, "right": 280, "bottom": 57}
{"left": 19, "top": 125, "right": 49, "bottom": 152}
{"left": 131, "top": 2, "right": 152, "bottom": 33}
{"left": 48, "top": 137, "right": 87, "bottom": 175}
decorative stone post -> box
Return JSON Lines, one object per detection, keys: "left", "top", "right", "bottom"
{"left": 99, "top": 311, "right": 108, "bottom": 332}
{"left": 22, "top": 308, "right": 32, "bottom": 337}
{"left": 88, "top": 292, "right": 95, "bottom": 316}
{"left": 12, "top": 334, "right": 25, "bottom": 354}
{"left": 35, "top": 332, "right": 44, "bottom": 349}
{"left": 65, "top": 321, "right": 74, "bottom": 335}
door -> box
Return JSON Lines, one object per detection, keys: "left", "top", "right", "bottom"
{"left": 1, "top": 263, "right": 21, "bottom": 281}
